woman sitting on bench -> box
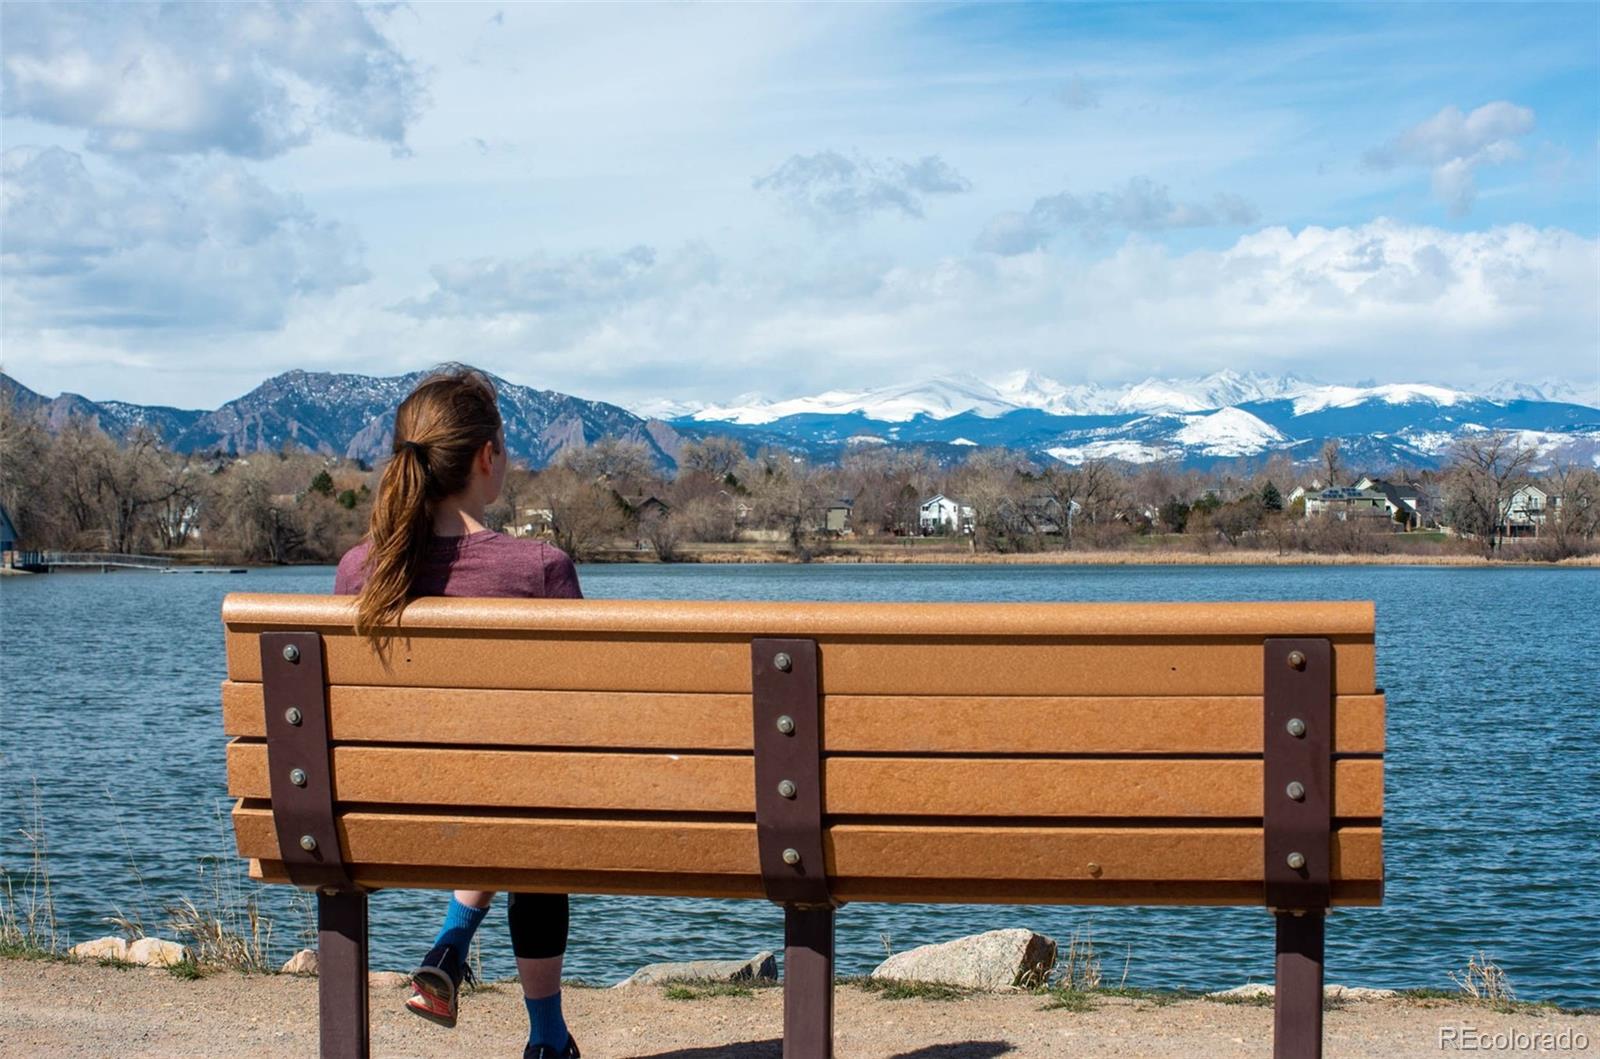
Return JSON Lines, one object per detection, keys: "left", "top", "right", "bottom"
{"left": 334, "top": 365, "right": 583, "bottom": 1059}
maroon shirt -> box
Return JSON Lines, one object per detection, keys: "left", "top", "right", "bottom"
{"left": 334, "top": 530, "right": 583, "bottom": 600}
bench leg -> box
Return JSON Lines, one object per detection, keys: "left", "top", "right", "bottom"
{"left": 318, "top": 890, "right": 370, "bottom": 1059}
{"left": 1273, "top": 910, "right": 1324, "bottom": 1059}
{"left": 783, "top": 905, "right": 835, "bottom": 1059}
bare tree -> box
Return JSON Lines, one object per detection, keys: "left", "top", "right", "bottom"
{"left": 1320, "top": 439, "right": 1344, "bottom": 488}
{"left": 535, "top": 466, "right": 627, "bottom": 560}
{"left": 678, "top": 436, "right": 746, "bottom": 482}
{"left": 1542, "top": 462, "right": 1600, "bottom": 554}
{"left": 1443, "top": 431, "right": 1538, "bottom": 554}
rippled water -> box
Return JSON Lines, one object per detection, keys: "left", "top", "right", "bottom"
{"left": 2, "top": 563, "right": 1596, "bottom": 1004}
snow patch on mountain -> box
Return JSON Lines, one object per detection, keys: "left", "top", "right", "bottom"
{"left": 1047, "top": 441, "right": 1179, "bottom": 465}
{"left": 1291, "top": 383, "right": 1471, "bottom": 416}
{"left": 1172, "top": 408, "right": 1286, "bottom": 456}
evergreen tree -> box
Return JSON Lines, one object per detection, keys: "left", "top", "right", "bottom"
{"left": 1260, "top": 481, "right": 1283, "bottom": 511}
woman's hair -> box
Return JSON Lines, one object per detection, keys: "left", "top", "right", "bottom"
{"left": 355, "top": 365, "right": 503, "bottom": 648}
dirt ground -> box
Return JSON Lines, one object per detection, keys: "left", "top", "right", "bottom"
{"left": 2, "top": 959, "right": 1595, "bottom": 1058}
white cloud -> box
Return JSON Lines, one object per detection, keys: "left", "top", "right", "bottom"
{"left": 0, "top": 1, "right": 424, "bottom": 158}
{"left": 1364, "top": 102, "right": 1535, "bottom": 215}
{"left": 754, "top": 151, "right": 972, "bottom": 228}
{"left": 976, "top": 177, "right": 1259, "bottom": 254}
{"left": 1, "top": 146, "right": 368, "bottom": 330}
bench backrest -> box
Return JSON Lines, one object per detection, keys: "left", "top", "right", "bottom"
{"left": 222, "top": 593, "right": 1383, "bottom": 906}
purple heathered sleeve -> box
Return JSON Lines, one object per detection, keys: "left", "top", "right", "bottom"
{"left": 544, "top": 547, "right": 583, "bottom": 599}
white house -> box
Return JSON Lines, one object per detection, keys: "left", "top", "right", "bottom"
{"left": 1500, "top": 485, "right": 1561, "bottom": 538}
{"left": 1303, "top": 486, "right": 1390, "bottom": 522}
{"left": 919, "top": 494, "right": 974, "bottom": 535}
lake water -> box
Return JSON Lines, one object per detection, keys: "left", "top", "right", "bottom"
{"left": 2, "top": 563, "right": 1597, "bottom": 1005}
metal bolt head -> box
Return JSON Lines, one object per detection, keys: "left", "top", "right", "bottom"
{"left": 298, "top": 834, "right": 318, "bottom": 852}
{"left": 1286, "top": 851, "right": 1306, "bottom": 870}
{"left": 781, "top": 848, "right": 801, "bottom": 865}
{"left": 777, "top": 779, "right": 797, "bottom": 799}
{"left": 1286, "top": 718, "right": 1307, "bottom": 738}
{"left": 284, "top": 707, "right": 303, "bottom": 726}
{"left": 1287, "top": 650, "right": 1306, "bottom": 670}
{"left": 1087, "top": 862, "right": 1102, "bottom": 878}
{"left": 775, "top": 715, "right": 796, "bottom": 735}
{"left": 289, "top": 768, "right": 308, "bottom": 787}
{"left": 774, "top": 652, "right": 793, "bottom": 673}
{"left": 282, "top": 644, "right": 300, "bottom": 664}
{"left": 1286, "top": 781, "right": 1306, "bottom": 801}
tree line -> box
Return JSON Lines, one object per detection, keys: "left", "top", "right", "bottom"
{"left": 3, "top": 393, "right": 1595, "bottom": 563}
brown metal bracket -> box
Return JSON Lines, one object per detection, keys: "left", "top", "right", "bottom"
{"left": 261, "top": 631, "right": 355, "bottom": 893}
{"left": 1263, "top": 637, "right": 1332, "bottom": 911}
{"left": 751, "top": 638, "right": 832, "bottom": 908}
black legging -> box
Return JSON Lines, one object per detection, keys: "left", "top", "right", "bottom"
{"left": 507, "top": 892, "right": 568, "bottom": 960}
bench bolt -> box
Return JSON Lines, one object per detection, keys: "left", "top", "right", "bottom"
{"left": 782, "top": 848, "right": 801, "bottom": 865}
{"left": 778, "top": 780, "right": 797, "bottom": 799}
{"left": 282, "top": 644, "right": 300, "bottom": 664}
{"left": 1286, "top": 718, "right": 1306, "bottom": 738}
{"left": 1286, "top": 851, "right": 1306, "bottom": 870}
{"left": 290, "top": 768, "right": 308, "bottom": 787}
{"left": 1286, "top": 781, "right": 1305, "bottom": 801}
{"left": 284, "top": 707, "right": 302, "bottom": 726}
{"left": 776, "top": 715, "right": 796, "bottom": 735}
{"left": 299, "top": 835, "right": 318, "bottom": 852}
{"left": 1287, "top": 650, "right": 1306, "bottom": 670}
{"left": 774, "top": 652, "right": 793, "bottom": 672}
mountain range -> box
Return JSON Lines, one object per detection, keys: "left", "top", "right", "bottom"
{"left": 3, "top": 368, "right": 1597, "bottom": 473}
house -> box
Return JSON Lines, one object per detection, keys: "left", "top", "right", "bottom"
{"left": 919, "top": 494, "right": 974, "bottom": 535}
{"left": 512, "top": 506, "right": 554, "bottom": 538}
{"left": 1500, "top": 484, "right": 1562, "bottom": 538}
{"left": 822, "top": 498, "right": 854, "bottom": 535}
{"left": 1018, "top": 495, "right": 1081, "bottom": 535}
{"left": 621, "top": 495, "right": 671, "bottom": 520}
{"left": 1303, "top": 486, "right": 1391, "bottom": 522}
{"left": 1355, "top": 478, "right": 1426, "bottom": 531}
{"left": 1, "top": 503, "right": 18, "bottom": 565}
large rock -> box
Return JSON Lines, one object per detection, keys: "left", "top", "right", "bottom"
{"left": 71, "top": 936, "right": 129, "bottom": 962}
{"left": 369, "top": 971, "right": 412, "bottom": 989}
{"left": 614, "top": 952, "right": 777, "bottom": 988}
{"left": 870, "top": 930, "right": 1057, "bottom": 992}
{"left": 126, "top": 937, "right": 188, "bottom": 967}
{"left": 281, "top": 949, "right": 319, "bottom": 975}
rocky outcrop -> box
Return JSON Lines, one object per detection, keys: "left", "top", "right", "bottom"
{"left": 1207, "top": 983, "right": 1400, "bottom": 1001}
{"left": 614, "top": 952, "right": 778, "bottom": 988}
{"left": 281, "top": 949, "right": 319, "bottom": 975}
{"left": 70, "top": 936, "right": 129, "bottom": 961}
{"left": 126, "top": 938, "right": 188, "bottom": 967}
{"left": 870, "top": 930, "right": 1057, "bottom": 991}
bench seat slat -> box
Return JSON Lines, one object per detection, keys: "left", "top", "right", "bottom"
{"left": 232, "top": 806, "right": 1381, "bottom": 900}
{"left": 224, "top": 635, "right": 1375, "bottom": 696}
{"left": 221, "top": 684, "right": 1386, "bottom": 754}
{"left": 226, "top": 742, "right": 1383, "bottom": 818}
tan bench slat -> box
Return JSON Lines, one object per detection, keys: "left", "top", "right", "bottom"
{"left": 221, "top": 684, "right": 1385, "bottom": 754}
{"left": 227, "top": 742, "right": 1383, "bottom": 818}
{"left": 224, "top": 634, "right": 1375, "bottom": 696}
{"left": 223, "top": 594, "right": 1377, "bottom": 638}
{"left": 233, "top": 806, "right": 1380, "bottom": 887}
{"left": 248, "top": 859, "right": 1381, "bottom": 905}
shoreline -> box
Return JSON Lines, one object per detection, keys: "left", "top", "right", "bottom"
{"left": 3, "top": 957, "right": 1595, "bottom": 1058}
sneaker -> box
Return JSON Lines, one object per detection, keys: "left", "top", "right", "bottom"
{"left": 523, "top": 1036, "right": 580, "bottom": 1059}
{"left": 405, "top": 943, "right": 471, "bottom": 1028}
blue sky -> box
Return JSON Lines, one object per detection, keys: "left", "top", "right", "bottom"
{"left": 2, "top": 1, "right": 1596, "bottom": 410}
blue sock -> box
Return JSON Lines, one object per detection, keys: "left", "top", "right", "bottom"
{"left": 432, "top": 896, "right": 488, "bottom": 955}
{"left": 524, "top": 992, "right": 568, "bottom": 1049}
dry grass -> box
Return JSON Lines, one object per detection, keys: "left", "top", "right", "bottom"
{"left": 0, "top": 781, "right": 59, "bottom": 958}
{"left": 1449, "top": 951, "right": 1515, "bottom": 1003}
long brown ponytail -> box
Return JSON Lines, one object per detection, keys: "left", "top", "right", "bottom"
{"left": 355, "top": 366, "right": 503, "bottom": 650}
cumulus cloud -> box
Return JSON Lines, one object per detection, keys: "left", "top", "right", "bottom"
{"left": 398, "top": 243, "right": 720, "bottom": 319}
{"left": 1364, "top": 102, "right": 1535, "bottom": 216}
{"left": 753, "top": 150, "right": 972, "bottom": 227}
{"left": 1, "top": 146, "right": 368, "bottom": 329}
{"left": 976, "top": 178, "right": 1259, "bottom": 254}
{"left": 0, "top": 1, "right": 424, "bottom": 158}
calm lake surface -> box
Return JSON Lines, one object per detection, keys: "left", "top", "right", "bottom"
{"left": 2, "top": 563, "right": 1596, "bottom": 1005}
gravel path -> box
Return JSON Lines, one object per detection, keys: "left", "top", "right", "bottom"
{"left": 2, "top": 959, "right": 1595, "bottom": 1058}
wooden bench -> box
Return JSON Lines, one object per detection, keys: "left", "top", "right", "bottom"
{"left": 220, "top": 593, "right": 1384, "bottom": 1059}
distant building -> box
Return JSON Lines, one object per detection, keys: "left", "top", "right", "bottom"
{"left": 822, "top": 498, "right": 854, "bottom": 535}
{"left": 1355, "top": 477, "right": 1426, "bottom": 530}
{"left": 1499, "top": 484, "right": 1562, "bottom": 538}
{"left": 1303, "top": 486, "right": 1391, "bottom": 522}
{"left": 1, "top": 504, "right": 17, "bottom": 564}
{"left": 919, "top": 494, "right": 974, "bottom": 535}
